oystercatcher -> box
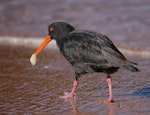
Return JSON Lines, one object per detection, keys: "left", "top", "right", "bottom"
{"left": 30, "top": 22, "right": 139, "bottom": 102}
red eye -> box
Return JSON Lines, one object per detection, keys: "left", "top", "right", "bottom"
{"left": 49, "top": 27, "right": 54, "bottom": 32}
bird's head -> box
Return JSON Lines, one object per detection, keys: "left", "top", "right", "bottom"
{"left": 30, "top": 22, "right": 75, "bottom": 66}
{"left": 48, "top": 22, "right": 75, "bottom": 40}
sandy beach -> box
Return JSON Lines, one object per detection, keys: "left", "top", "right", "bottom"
{"left": 0, "top": 0, "right": 150, "bottom": 114}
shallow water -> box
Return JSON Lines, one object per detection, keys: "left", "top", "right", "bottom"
{"left": 0, "top": 43, "right": 150, "bottom": 115}
{"left": 0, "top": 0, "right": 150, "bottom": 114}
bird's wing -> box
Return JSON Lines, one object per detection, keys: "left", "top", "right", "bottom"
{"left": 97, "top": 34, "right": 129, "bottom": 66}
{"left": 96, "top": 34, "right": 138, "bottom": 66}
{"left": 60, "top": 30, "right": 127, "bottom": 67}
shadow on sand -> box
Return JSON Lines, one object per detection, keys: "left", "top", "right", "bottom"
{"left": 131, "top": 86, "right": 150, "bottom": 98}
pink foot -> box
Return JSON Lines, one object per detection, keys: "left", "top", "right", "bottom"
{"left": 60, "top": 80, "right": 78, "bottom": 99}
{"left": 99, "top": 98, "right": 114, "bottom": 103}
{"left": 107, "top": 98, "right": 114, "bottom": 103}
{"left": 60, "top": 92, "right": 75, "bottom": 99}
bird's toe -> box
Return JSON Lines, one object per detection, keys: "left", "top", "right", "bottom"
{"left": 59, "top": 92, "right": 75, "bottom": 99}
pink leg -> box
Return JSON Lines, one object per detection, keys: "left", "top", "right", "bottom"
{"left": 60, "top": 80, "right": 78, "bottom": 98}
{"left": 106, "top": 75, "right": 114, "bottom": 102}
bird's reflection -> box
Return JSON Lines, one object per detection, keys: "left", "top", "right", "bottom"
{"left": 65, "top": 98, "right": 115, "bottom": 115}
{"left": 65, "top": 98, "right": 79, "bottom": 114}
{"left": 108, "top": 102, "right": 114, "bottom": 115}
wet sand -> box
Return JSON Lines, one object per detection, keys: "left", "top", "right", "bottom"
{"left": 0, "top": 42, "right": 150, "bottom": 115}
{"left": 0, "top": 0, "right": 150, "bottom": 114}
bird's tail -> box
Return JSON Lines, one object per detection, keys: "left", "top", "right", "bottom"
{"left": 124, "top": 65, "right": 140, "bottom": 72}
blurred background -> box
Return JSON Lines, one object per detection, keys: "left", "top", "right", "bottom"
{"left": 0, "top": 0, "right": 150, "bottom": 114}
{"left": 0, "top": 0, "right": 150, "bottom": 51}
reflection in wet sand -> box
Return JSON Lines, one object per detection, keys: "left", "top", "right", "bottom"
{"left": 66, "top": 98, "right": 115, "bottom": 115}
{"left": 67, "top": 99, "right": 79, "bottom": 114}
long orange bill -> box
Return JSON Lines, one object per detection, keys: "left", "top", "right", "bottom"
{"left": 34, "top": 35, "right": 52, "bottom": 56}
{"left": 30, "top": 35, "right": 51, "bottom": 66}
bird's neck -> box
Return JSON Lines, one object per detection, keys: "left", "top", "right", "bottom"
{"left": 55, "top": 37, "right": 63, "bottom": 45}
{"left": 55, "top": 29, "right": 75, "bottom": 46}
{"left": 55, "top": 26, "right": 75, "bottom": 49}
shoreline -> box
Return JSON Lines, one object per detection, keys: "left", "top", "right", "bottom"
{"left": 0, "top": 36, "right": 149, "bottom": 58}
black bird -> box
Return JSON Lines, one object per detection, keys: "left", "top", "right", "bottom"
{"left": 30, "top": 22, "right": 139, "bottom": 102}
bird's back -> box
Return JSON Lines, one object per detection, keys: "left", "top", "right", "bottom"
{"left": 58, "top": 30, "right": 139, "bottom": 75}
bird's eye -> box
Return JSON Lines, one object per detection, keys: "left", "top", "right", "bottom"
{"left": 49, "top": 27, "right": 54, "bottom": 32}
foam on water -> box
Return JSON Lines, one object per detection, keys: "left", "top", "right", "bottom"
{"left": 0, "top": 36, "right": 149, "bottom": 58}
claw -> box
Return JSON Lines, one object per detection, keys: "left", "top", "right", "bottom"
{"left": 60, "top": 92, "right": 76, "bottom": 99}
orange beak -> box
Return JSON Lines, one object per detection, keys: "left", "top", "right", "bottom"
{"left": 34, "top": 35, "right": 52, "bottom": 56}
{"left": 30, "top": 35, "right": 52, "bottom": 66}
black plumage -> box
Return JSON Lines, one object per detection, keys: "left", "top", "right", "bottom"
{"left": 32, "top": 22, "right": 139, "bottom": 102}
{"left": 49, "top": 23, "right": 139, "bottom": 78}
